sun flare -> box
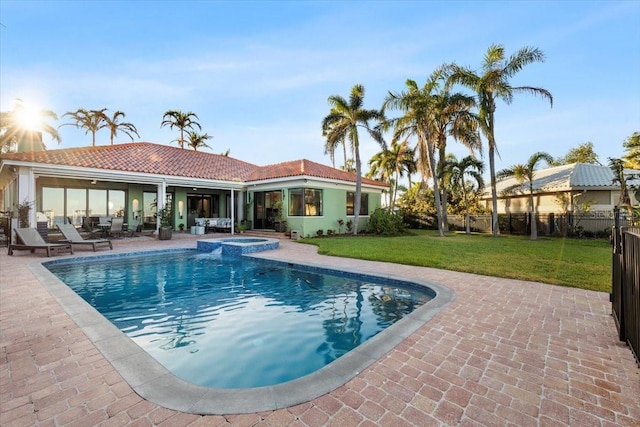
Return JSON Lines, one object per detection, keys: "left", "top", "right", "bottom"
{"left": 14, "top": 102, "right": 45, "bottom": 131}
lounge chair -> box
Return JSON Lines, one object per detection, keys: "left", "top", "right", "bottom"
{"left": 56, "top": 223, "right": 113, "bottom": 251}
{"left": 9, "top": 227, "right": 74, "bottom": 257}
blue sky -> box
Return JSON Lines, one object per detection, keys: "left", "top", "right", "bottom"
{"left": 1, "top": 0, "right": 639, "bottom": 175}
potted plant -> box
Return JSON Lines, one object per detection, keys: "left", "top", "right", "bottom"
{"left": 16, "top": 199, "right": 33, "bottom": 228}
{"left": 238, "top": 222, "right": 247, "bottom": 234}
{"left": 178, "top": 223, "right": 185, "bottom": 232}
{"left": 157, "top": 196, "right": 173, "bottom": 240}
{"left": 273, "top": 199, "right": 287, "bottom": 232}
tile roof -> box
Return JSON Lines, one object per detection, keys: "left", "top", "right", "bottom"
{"left": 0, "top": 142, "right": 387, "bottom": 187}
{"left": 491, "top": 162, "right": 640, "bottom": 195}
{"left": 248, "top": 158, "right": 387, "bottom": 187}
{"left": 1, "top": 142, "right": 258, "bottom": 181}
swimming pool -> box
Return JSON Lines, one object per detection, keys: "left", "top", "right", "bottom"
{"left": 35, "top": 248, "right": 454, "bottom": 414}
{"left": 46, "top": 250, "right": 433, "bottom": 388}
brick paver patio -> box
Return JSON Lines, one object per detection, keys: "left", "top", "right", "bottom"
{"left": 1, "top": 234, "right": 638, "bottom": 426}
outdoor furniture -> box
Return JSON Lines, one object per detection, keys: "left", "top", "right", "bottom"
{"left": 108, "top": 218, "right": 124, "bottom": 238}
{"left": 56, "top": 223, "right": 113, "bottom": 251}
{"left": 127, "top": 217, "right": 143, "bottom": 237}
{"left": 98, "top": 216, "right": 112, "bottom": 237}
{"left": 8, "top": 227, "right": 74, "bottom": 257}
{"left": 82, "top": 218, "right": 101, "bottom": 238}
{"left": 195, "top": 217, "right": 232, "bottom": 233}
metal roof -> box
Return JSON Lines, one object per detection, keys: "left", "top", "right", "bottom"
{"left": 490, "top": 163, "right": 640, "bottom": 195}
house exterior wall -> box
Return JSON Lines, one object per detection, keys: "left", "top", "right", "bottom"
{"left": 491, "top": 189, "right": 635, "bottom": 215}
{"left": 249, "top": 180, "right": 383, "bottom": 238}
{"left": 1, "top": 159, "right": 386, "bottom": 234}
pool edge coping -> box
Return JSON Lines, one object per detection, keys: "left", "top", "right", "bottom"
{"left": 29, "top": 249, "right": 456, "bottom": 415}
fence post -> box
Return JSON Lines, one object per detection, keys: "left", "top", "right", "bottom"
{"left": 613, "top": 207, "right": 621, "bottom": 255}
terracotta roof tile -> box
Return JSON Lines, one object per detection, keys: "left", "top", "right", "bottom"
{"left": 248, "top": 159, "right": 386, "bottom": 187}
{"left": 1, "top": 142, "right": 388, "bottom": 188}
{"left": 1, "top": 142, "right": 259, "bottom": 181}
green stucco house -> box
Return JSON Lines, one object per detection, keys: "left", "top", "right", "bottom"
{"left": 0, "top": 142, "right": 387, "bottom": 238}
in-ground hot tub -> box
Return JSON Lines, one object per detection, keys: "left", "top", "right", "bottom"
{"left": 196, "top": 236, "right": 279, "bottom": 256}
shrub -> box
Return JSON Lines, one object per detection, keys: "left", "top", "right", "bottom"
{"left": 316, "top": 229, "right": 324, "bottom": 237}
{"left": 367, "top": 208, "right": 406, "bottom": 235}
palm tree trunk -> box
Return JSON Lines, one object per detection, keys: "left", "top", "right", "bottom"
{"left": 438, "top": 143, "right": 449, "bottom": 232}
{"left": 343, "top": 141, "right": 348, "bottom": 169}
{"left": 391, "top": 170, "right": 400, "bottom": 211}
{"left": 487, "top": 111, "right": 500, "bottom": 237}
{"left": 529, "top": 192, "right": 537, "bottom": 240}
{"left": 489, "top": 148, "right": 499, "bottom": 236}
{"left": 441, "top": 187, "right": 449, "bottom": 231}
{"left": 353, "top": 139, "right": 362, "bottom": 236}
{"left": 463, "top": 189, "right": 471, "bottom": 234}
{"left": 425, "top": 139, "right": 444, "bottom": 237}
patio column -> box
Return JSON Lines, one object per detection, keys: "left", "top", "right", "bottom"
{"left": 17, "top": 166, "right": 36, "bottom": 227}
{"left": 157, "top": 181, "right": 167, "bottom": 233}
{"left": 230, "top": 188, "right": 235, "bottom": 234}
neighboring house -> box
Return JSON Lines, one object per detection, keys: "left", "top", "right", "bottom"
{"left": 0, "top": 142, "right": 387, "bottom": 238}
{"left": 481, "top": 162, "right": 640, "bottom": 216}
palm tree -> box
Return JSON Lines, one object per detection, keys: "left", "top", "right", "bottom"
{"left": 432, "top": 88, "right": 481, "bottom": 232}
{"left": 368, "top": 139, "right": 414, "bottom": 211}
{"left": 322, "top": 84, "right": 385, "bottom": 235}
{"left": 0, "top": 99, "right": 61, "bottom": 153}
{"left": 161, "top": 110, "right": 201, "bottom": 149}
{"left": 609, "top": 157, "right": 632, "bottom": 211}
{"left": 323, "top": 108, "right": 351, "bottom": 169}
{"left": 61, "top": 108, "right": 108, "bottom": 146}
{"left": 384, "top": 70, "right": 450, "bottom": 236}
{"left": 186, "top": 131, "right": 213, "bottom": 151}
{"left": 622, "top": 132, "right": 640, "bottom": 169}
{"left": 496, "top": 151, "right": 554, "bottom": 240}
{"left": 447, "top": 44, "right": 553, "bottom": 237}
{"left": 104, "top": 110, "right": 140, "bottom": 145}
{"left": 442, "top": 155, "right": 484, "bottom": 234}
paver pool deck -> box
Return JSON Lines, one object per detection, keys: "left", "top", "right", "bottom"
{"left": 1, "top": 233, "right": 638, "bottom": 426}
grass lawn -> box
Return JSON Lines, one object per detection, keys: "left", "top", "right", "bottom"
{"left": 301, "top": 230, "right": 612, "bottom": 293}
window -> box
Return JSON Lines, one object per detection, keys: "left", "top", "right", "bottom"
{"left": 88, "top": 189, "right": 107, "bottom": 216}
{"left": 143, "top": 192, "right": 157, "bottom": 227}
{"left": 108, "top": 190, "right": 126, "bottom": 217}
{"left": 42, "top": 187, "right": 64, "bottom": 227}
{"left": 66, "top": 188, "right": 86, "bottom": 226}
{"left": 288, "top": 188, "right": 322, "bottom": 216}
{"left": 346, "top": 192, "right": 369, "bottom": 216}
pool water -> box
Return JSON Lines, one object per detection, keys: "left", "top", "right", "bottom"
{"left": 46, "top": 250, "right": 433, "bottom": 389}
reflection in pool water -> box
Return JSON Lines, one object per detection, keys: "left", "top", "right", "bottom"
{"left": 46, "top": 250, "right": 434, "bottom": 389}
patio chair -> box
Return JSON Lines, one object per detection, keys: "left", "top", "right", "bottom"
{"left": 56, "top": 223, "right": 113, "bottom": 251}
{"left": 8, "top": 227, "right": 74, "bottom": 257}
{"left": 82, "top": 218, "right": 101, "bottom": 238}
{"left": 127, "top": 216, "right": 143, "bottom": 237}
{"left": 109, "top": 217, "right": 124, "bottom": 238}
